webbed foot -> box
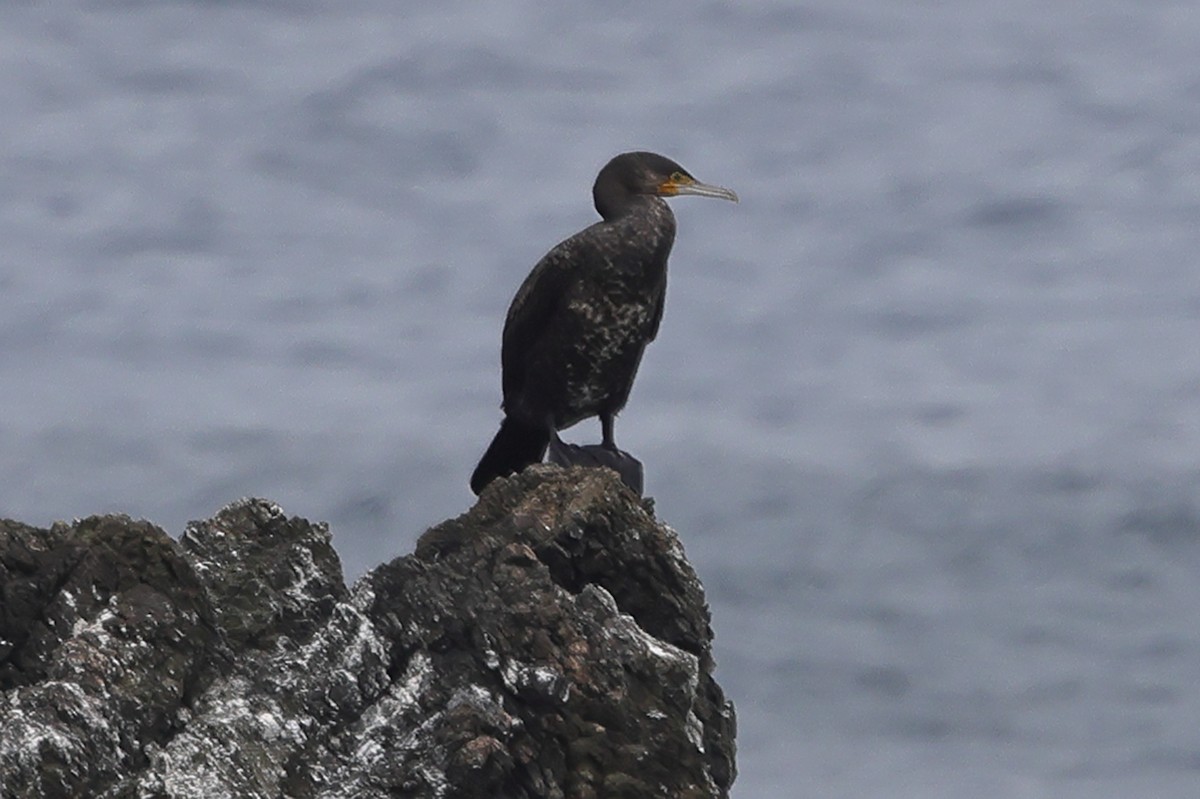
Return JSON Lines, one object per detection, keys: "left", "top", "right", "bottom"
{"left": 548, "top": 434, "right": 644, "bottom": 495}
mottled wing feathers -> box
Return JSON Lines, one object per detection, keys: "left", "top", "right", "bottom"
{"left": 500, "top": 228, "right": 596, "bottom": 404}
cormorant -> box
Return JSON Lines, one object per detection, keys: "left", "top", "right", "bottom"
{"left": 470, "top": 151, "right": 737, "bottom": 495}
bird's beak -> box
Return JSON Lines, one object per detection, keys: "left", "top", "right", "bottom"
{"left": 659, "top": 177, "right": 739, "bottom": 203}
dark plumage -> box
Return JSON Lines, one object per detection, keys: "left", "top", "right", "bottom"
{"left": 470, "top": 151, "right": 737, "bottom": 494}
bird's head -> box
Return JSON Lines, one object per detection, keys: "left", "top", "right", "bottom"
{"left": 593, "top": 151, "right": 738, "bottom": 219}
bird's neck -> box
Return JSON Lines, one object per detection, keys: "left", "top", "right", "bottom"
{"left": 601, "top": 198, "right": 676, "bottom": 279}
{"left": 598, "top": 193, "right": 662, "bottom": 221}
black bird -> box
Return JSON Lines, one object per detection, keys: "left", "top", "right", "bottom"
{"left": 470, "top": 151, "right": 737, "bottom": 495}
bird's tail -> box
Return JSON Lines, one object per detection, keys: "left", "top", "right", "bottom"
{"left": 470, "top": 417, "right": 551, "bottom": 494}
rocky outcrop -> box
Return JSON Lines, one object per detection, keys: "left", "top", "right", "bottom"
{"left": 0, "top": 466, "right": 735, "bottom": 798}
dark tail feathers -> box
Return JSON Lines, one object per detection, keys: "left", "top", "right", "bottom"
{"left": 470, "top": 417, "right": 551, "bottom": 494}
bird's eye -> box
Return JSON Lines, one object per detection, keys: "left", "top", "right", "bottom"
{"left": 669, "top": 171, "right": 688, "bottom": 183}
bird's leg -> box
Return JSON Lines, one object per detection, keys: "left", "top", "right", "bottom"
{"left": 600, "top": 413, "right": 617, "bottom": 451}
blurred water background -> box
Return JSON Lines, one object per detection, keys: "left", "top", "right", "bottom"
{"left": 4, "top": 2, "right": 1200, "bottom": 796}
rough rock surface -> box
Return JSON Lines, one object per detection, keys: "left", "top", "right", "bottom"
{"left": 0, "top": 466, "right": 736, "bottom": 798}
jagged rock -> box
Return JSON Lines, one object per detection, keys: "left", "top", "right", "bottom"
{"left": 0, "top": 466, "right": 736, "bottom": 798}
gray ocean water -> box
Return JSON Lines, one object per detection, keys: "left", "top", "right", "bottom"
{"left": 4, "top": 2, "right": 1200, "bottom": 796}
